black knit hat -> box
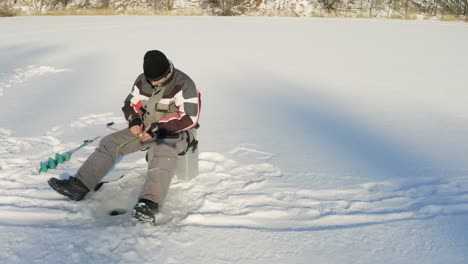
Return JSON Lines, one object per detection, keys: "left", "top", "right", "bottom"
{"left": 143, "top": 50, "right": 171, "bottom": 81}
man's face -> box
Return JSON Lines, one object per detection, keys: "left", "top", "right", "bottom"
{"left": 150, "top": 77, "right": 167, "bottom": 86}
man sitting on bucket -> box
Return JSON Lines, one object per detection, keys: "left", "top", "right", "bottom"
{"left": 48, "top": 50, "right": 201, "bottom": 224}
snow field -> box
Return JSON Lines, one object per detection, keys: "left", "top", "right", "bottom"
{"left": 1, "top": 16, "right": 468, "bottom": 263}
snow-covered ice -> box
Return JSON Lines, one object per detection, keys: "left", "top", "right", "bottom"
{"left": 1, "top": 16, "right": 468, "bottom": 263}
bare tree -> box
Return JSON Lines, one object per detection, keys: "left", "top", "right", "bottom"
{"left": 31, "top": 0, "right": 60, "bottom": 12}
{"left": 0, "top": 0, "right": 15, "bottom": 16}
{"left": 404, "top": 0, "right": 410, "bottom": 18}
{"left": 369, "top": 0, "right": 375, "bottom": 16}
{"left": 151, "top": 0, "right": 175, "bottom": 12}
{"left": 100, "top": 0, "right": 109, "bottom": 8}
{"left": 465, "top": 0, "right": 468, "bottom": 15}
{"left": 206, "top": 0, "right": 247, "bottom": 16}
{"left": 318, "top": 0, "right": 341, "bottom": 13}
{"left": 218, "top": 0, "right": 237, "bottom": 15}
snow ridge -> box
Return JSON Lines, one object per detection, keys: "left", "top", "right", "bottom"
{"left": 179, "top": 153, "right": 468, "bottom": 230}
{"left": 0, "top": 65, "right": 69, "bottom": 96}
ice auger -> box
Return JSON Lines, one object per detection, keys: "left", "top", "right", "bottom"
{"left": 38, "top": 136, "right": 102, "bottom": 174}
{"left": 37, "top": 122, "right": 119, "bottom": 174}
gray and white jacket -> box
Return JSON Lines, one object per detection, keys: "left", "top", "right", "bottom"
{"left": 122, "top": 66, "right": 201, "bottom": 137}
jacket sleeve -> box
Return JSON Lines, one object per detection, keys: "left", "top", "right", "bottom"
{"left": 153, "top": 82, "right": 201, "bottom": 135}
{"left": 122, "top": 77, "right": 150, "bottom": 127}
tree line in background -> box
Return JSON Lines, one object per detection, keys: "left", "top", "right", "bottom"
{"left": 1, "top": 0, "right": 467, "bottom": 19}
{"left": 318, "top": 0, "right": 467, "bottom": 18}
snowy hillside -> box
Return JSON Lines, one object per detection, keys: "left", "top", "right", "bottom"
{"left": 1, "top": 16, "right": 468, "bottom": 263}
{"left": 3, "top": 0, "right": 467, "bottom": 19}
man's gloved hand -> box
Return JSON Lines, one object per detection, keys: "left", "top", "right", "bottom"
{"left": 129, "top": 118, "right": 143, "bottom": 136}
{"left": 130, "top": 125, "right": 142, "bottom": 136}
{"left": 133, "top": 122, "right": 170, "bottom": 142}
{"left": 140, "top": 126, "right": 154, "bottom": 142}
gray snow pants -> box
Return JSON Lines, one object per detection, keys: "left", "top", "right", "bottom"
{"left": 75, "top": 128, "right": 189, "bottom": 206}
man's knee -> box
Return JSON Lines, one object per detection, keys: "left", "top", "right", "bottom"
{"left": 98, "top": 134, "right": 118, "bottom": 152}
{"left": 153, "top": 139, "right": 179, "bottom": 157}
{"left": 149, "top": 156, "right": 177, "bottom": 170}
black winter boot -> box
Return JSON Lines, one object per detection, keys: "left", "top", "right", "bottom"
{"left": 131, "top": 199, "right": 159, "bottom": 224}
{"left": 48, "top": 177, "right": 89, "bottom": 201}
